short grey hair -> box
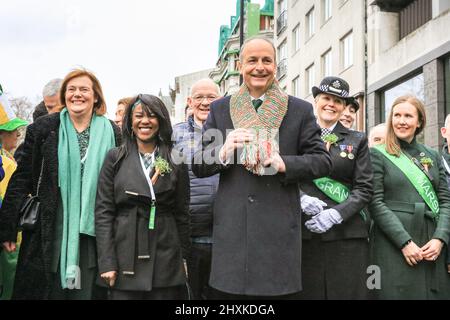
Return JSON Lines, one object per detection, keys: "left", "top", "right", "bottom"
{"left": 369, "top": 123, "right": 387, "bottom": 138}
{"left": 239, "top": 36, "right": 276, "bottom": 63}
{"left": 42, "top": 78, "right": 63, "bottom": 97}
{"left": 189, "top": 78, "right": 221, "bottom": 96}
{"left": 444, "top": 114, "right": 450, "bottom": 128}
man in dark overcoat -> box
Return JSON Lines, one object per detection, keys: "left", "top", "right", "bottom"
{"left": 192, "top": 37, "right": 332, "bottom": 298}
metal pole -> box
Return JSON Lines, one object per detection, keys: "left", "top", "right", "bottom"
{"left": 239, "top": 0, "right": 245, "bottom": 85}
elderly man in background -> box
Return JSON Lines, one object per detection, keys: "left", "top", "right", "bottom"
{"left": 368, "top": 123, "right": 387, "bottom": 148}
{"left": 173, "top": 78, "right": 220, "bottom": 299}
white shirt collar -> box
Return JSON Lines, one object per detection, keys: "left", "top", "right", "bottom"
{"left": 251, "top": 94, "right": 265, "bottom": 101}
{"left": 319, "top": 121, "right": 338, "bottom": 132}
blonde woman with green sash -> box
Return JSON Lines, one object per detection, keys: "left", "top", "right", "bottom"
{"left": 369, "top": 95, "right": 450, "bottom": 299}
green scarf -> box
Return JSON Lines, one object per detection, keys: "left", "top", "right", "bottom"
{"left": 58, "top": 108, "right": 116, "bottom": 289}
{"left": 230, "top": 81, "right": 288, "bottom": 175}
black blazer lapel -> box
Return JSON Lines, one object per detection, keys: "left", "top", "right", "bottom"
{"left": 122, "top": 144, "right": 152, "bottom": 200}
{"left": 332, "top": 121, "right": 349, "bottom": 144}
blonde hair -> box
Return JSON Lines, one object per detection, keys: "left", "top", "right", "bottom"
{"left": 385, "top": 95, "right": 426, "bottom": 156}
{"left": 117, "top": 97, "right": 133, "bottom": 107}
{"left": 60, "top": 68, "right": 107, "bottom": 116}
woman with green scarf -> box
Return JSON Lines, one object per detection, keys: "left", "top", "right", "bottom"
{"left": 0, "top": 69, "right": 121, "bottom": 299}
{"left": 95, "top": 94, "right": 190, "bottom": 300}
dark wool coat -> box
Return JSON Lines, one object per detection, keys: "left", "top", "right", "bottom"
{"left": 0, "top": 113, "right": 121, "bottom": 299}
{"left": 192, "top": 95, "right": 332, "bottom": 296}
{"left": 298, "top": 121, "right": 373, "bottom": 299}
{"left": 95, "top": 144, "right": 190, "bottom": 291}
{"left": 369, "top": 139, "right": 450, "bottom": 299}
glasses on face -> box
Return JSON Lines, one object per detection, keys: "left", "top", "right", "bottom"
{"left": 192, "top": 95, "right": 218, "bottom": 103}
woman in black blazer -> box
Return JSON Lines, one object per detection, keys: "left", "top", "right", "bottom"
{"left": 95, "top": 94, "right": 190, "bottom": 300}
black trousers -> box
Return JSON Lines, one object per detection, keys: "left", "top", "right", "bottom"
{"left": 297, "top": 236, "right": 370, "bottom": 300}
{"left": 109, "top": 285, "right": 188, "bottom": 300}
{"left": 186, "top": 243, "right": 212, "bottom": 300}
{"left": 49, "top": 236, "right": 106, "bottom": 300}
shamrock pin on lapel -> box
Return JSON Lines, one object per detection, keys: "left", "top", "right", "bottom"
{"left": 322, "top": 133, "right": 339, "bottom": 151}
{"left": 420, "top": 156, "right": 433, "bottom": 172}
{"left": 151, "top": 157, "right": 172, "bottom": 184}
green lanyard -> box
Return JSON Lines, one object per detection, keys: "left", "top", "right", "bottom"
{"left": 140, "top": 151, "right": 157, "bottom": 229}
{"left": 149, "top": 201, "right": 156, "bottom": 230}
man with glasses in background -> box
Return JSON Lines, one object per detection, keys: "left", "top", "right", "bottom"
{"left": 172, "top": 78, "right": 221, "bottom": 299}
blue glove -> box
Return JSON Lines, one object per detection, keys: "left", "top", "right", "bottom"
{"left": 305, "top": 208, "right": 343, "bottom": 233}
{"left": 300, "top": 194, "right": 327, "bottom": 215}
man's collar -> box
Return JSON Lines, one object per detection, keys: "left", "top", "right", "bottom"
{"left": 250, "top": 94, "right": 265, "bottom": 101}
{"left": 189, "top": 115, "right": 203, "bottom": 129}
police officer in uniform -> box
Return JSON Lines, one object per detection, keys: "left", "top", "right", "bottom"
{"left": 298, "top": 76, "right": 373, "bottom": 299}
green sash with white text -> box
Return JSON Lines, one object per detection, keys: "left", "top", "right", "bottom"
{"left": 314, "top": 177, "right": 350, "bottom": 203}
{"left": 373, "top": 145, "right": 439, "bottom": 218}
{"left": 313, "top": 177, "right": 367, "bottom": 221}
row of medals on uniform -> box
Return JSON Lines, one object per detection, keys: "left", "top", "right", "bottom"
{"left": 339, "top": 144, "right": 355, "bottom": 160}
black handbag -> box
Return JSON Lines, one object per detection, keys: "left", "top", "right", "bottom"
{"left": 18, "top": 159, "right": 44, "bottom": 231}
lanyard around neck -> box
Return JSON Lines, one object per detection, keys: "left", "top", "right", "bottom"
{"left": 139, "top": 151, "right": 156, "bottom": 203}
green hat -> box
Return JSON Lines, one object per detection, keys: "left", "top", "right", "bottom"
{"left": 0, "top": 85, "right": 28, "bottom": 131}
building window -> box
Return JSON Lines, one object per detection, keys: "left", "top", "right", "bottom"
{"left": 306, "top": 64, "right": 315, "bottom": 96}
{"left": 322, "top": 49, "right": 332, "bottom": 77}
{"left": 292, "top": 24, "right": 300, "bottom": 53}
{"left": 381, "top": 73, "right": 425, "bottom": 121}
{"left": 292, "top": 76, "right": 300, "bottom": 97}
{"left": 341, "top": 31, "right": 353, "bottom": 70}
{"left": 323, "top": 0, "right": 332, "bottom": 22}
{"left": 277, "top": 0, "right": 288, "bottom": 35}
{"left": 306, "top": 8, "right": 315, "bottom": 39}
{"left": 278, "top": 41, "right": 287, "bottom": 62}
{"left": 277, "top": 41, "right": 288, "bottom": 80}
